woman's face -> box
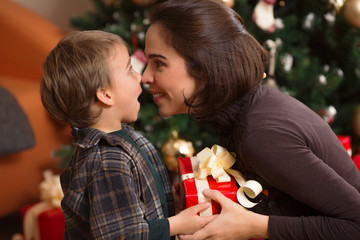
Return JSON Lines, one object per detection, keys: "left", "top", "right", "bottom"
{"left": 142, "top": 24, "right": 196, "bottom": 117}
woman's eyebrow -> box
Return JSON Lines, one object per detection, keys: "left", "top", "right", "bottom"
{"left": 148, "top": 53, "right": 167, "bottom": 60}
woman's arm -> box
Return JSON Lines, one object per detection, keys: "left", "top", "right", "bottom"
{"left": 180, "top": 127, "right": 360, "bottom": 240}
{"left": 245, "top": 128, "right": 360, "bottom": 239}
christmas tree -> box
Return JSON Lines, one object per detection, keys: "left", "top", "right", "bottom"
{"left": 70, "top": 0, "right": 360, "bottom": 161}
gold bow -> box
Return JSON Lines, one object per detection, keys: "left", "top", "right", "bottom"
{"left": 39, "top": 170, "right": 64, "bottom": 207}
{"left": 195, "top": 145, "right": 263, "bottom": 208}
{"left": 196, "top": 145, "right": 236, "bottom": 182}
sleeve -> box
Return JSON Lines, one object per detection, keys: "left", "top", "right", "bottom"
{"left": 243, "top": 128, "right": 360, "bottom": 240}
{"left": 88, "top": 151, "right": 151, "bottom": 240}
{"left": 148, "top": 219, "right": 170, "bottom": 240}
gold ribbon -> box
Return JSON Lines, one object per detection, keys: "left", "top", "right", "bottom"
{"left": 191, "top": 145, "right": 263, "bottom": 208}
{"left": 39, "top": 170, "right": 64, "bottom": 208}
{"left": 196, "top": 145, "right": 236, "bottom": 182}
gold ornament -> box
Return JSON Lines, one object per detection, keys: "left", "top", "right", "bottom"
{"left": 162, "top": 131, "right": 195, "bottom": 172}
{"left": 342, "top": 0, "right": 360, "bottom": 28}
{"left": 352, "top": 106, "right": 360, "bottom": 138}
{"left": 333, "top": 0, "right": 346, "bottom": 12}
{"left": 217, "top": 0, "right": 235, "bottom": 8}
{"left": 132, "top": 0, "right": 157, "bottom": 7}
{"left": 262, "top": 77, "right": 279, "bottom": 89}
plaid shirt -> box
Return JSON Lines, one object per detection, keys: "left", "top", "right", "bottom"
{"left": 61, "top": 124, "right": 174, "bottom": 239}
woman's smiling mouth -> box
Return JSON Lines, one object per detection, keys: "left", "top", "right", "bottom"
{"left": 152, "top": 92, "right": 166, "bottom": 103}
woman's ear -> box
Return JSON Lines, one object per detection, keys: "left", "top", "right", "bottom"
{"left": 96, "top": 88, "right": 114, "bottom": 106}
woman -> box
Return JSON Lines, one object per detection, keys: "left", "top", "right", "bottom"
{"left": 142, "top": 0, "right": 360, "bottom": 239}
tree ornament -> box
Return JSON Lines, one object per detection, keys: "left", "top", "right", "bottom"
{"left": 217, "top": 0, "right": 235, "bottom": 8}
{"left": 132, "top": 0, "right": 157, "bottom": 7}
{"left": 161, "top": 131, "right": 195, "bottom": 172}
{"left": 304, "top": 13, "right": 315, "bottom": 29}
{"left": 325, "top": 11, "right": 336, "bottom": 25}
{"left": 252, "top": 0, "right": 277, "bottom": 33}
{"left": 318, "top": 74, "right": 327, "bottom": 85}
{"left": 319, "top": 105, "right": 337, "bottom": 124}
{"left": 130, "top": 49, "right": 147, "bottom": 74}
{"left": 333, "top": 0, "right": 346, "bottom": 12}
{"left": 352, "top": 106, "right": 360, "bottom": 138}
{"left": 280, "top": 53, "right": 293, "bottom": 72}
{"left": 342, "top": 0, "right": 360, "bottom": 28}
{"left": 263, "top": 38, "right": 282, "bottom": 88}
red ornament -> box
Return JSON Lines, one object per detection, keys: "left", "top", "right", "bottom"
{"left": 252, "top": 0, "right": 277, "bottom": 33}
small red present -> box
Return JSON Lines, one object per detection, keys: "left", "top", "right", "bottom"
{"left": 21, "top": 203, "right": 64, "bottom": 240}
{"left": 178, "top": 145, "right": 263, "bottom": 216}
{"left": 337, "top": 135, "right": 352, "bottom": 156}
{"left": 20, "top": 170, "right": 65, "bottom": 240}
{"left": 352, "top": 154, "right": 360, "bottom": 172}
{"left": 178, "top": 156, "right": 238, "bottom": 216}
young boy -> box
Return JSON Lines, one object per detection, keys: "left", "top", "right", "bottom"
{"left": 40, "top": 30, "right": 213, "bottom": 239}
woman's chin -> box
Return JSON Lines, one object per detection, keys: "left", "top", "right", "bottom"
{"left": 158, "top": 107, "right": 188, "bottom": 118}
{"left": 158, "top": 110, "right": 172, "bottom": 118}
{"left": 158, "top": 106, "right": 176, "bottom": 117}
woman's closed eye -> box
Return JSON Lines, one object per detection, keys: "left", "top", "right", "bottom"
{"left": 152, "top": 60, "right": 166, "bottom": 69}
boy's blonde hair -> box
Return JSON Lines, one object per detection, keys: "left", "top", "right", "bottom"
{"left": 40, "top": 30, "right": 126, "bottom": 128}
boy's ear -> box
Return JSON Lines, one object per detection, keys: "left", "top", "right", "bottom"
{"left": 96, "top": 88, "right": 114, "bottom": 106}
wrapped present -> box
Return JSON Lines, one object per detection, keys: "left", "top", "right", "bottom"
{"left": 337, "top": 135, "right": 352, "bottom": 156}
{"left": 336, "top": 136, "right": 360, "bottom": 171}
{"left": 21, "top": 204, "right": 64, "bottom": 240}
{"left": 178, "top": 145, "right": 263, "bottom": 216}
{"left": 21, "top": 170, "right": 64, "bottom": 240}
{"left": 178, "top": 156, "right": 238, "bottom": 216}
{"left": 352, "top": 154, "right": 360, "bottom": 172}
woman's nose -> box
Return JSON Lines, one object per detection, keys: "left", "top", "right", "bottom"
{"left": 141, "top": 65, "right": 153, "bottom": 84}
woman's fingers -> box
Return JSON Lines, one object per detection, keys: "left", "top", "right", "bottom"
{"left": 202, "top": 189, "right": 233, "bottom": 207}
{"left": 189, "top": 201, "right": 211, "bottom": 213}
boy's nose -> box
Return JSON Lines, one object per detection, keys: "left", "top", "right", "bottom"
{"left": 135, "top": 71, "right": 142, "bottom": 83}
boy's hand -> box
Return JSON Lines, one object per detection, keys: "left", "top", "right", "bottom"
{"left": 168, "top": 202, "right": 217, "bottom": 236}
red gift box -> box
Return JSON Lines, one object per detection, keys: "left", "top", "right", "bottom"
{"left": 178, "top": 157, "right": 238, "bottom": 216}
{"left": 337, "top": 135, "right": 352, "bottom": 156}
{"left": 352, "top": 154, "right": 360, "bottom": 172}
{"left": 21, "top": 203, "right": 64, "bottom": 240}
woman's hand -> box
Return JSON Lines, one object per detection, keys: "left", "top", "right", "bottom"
{"left": 178, "top": 189, "right": 269, "bottom": 240}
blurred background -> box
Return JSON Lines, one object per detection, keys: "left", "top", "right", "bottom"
{"left": 12, "top": 0, "right": 94, "bottom": 32}
{"left": 1, "top": 0, "right": 360, "bottom": 239}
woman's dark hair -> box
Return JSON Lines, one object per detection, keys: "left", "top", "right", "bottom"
{"left": 149, "top": 0, "right": 268, "bottom": 127}
{"left": 149, "top": 0, "right": 269, "bottom": 174}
